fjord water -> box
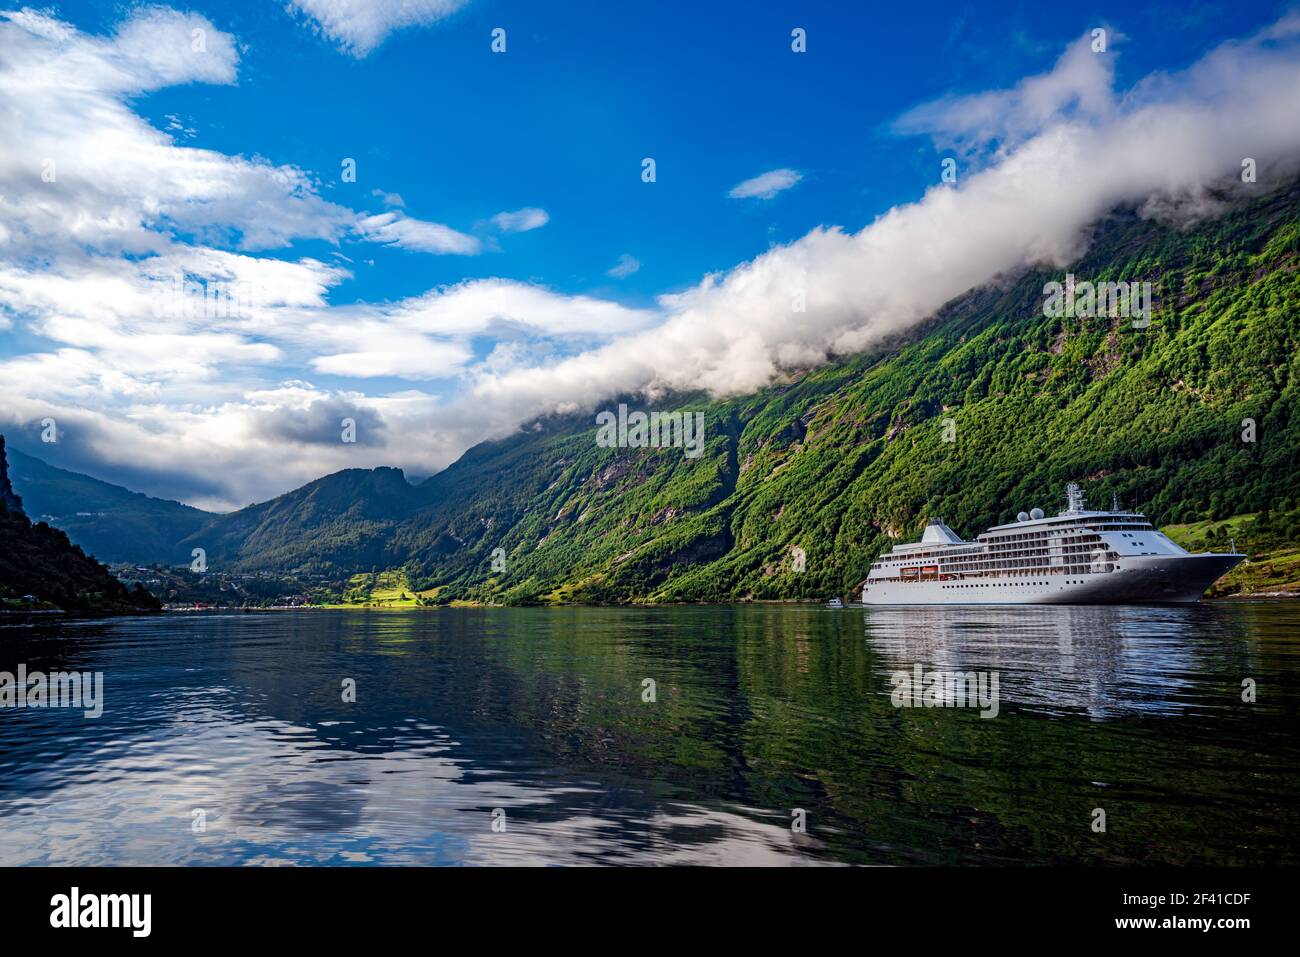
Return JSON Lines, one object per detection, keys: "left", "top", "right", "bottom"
{"left": 2, "top": 604, "right": 1298, "bottom": 866}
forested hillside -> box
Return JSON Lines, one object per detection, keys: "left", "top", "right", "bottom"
{"left": 176, "top": 466, "right": 422, "bottom": 574}
{"left": 7, "top": 446, "right": 211, "bottom": 564}
{"left": 14, "top": 182, "right": 1300, "bottom": 605}
{"left": 0, "top": 437, "right": 160, "bottom": 613}
{"left": 390, "top": 181, "right": 1299, "bottom": 603}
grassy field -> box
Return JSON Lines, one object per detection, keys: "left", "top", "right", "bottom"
{"left": 325, "top": 570, "right": 439, "bottom": 608}
{"left": 1162, "top": 514, "right": 1258, "bottom": 552}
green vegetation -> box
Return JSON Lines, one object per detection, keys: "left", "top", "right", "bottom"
{"left": 10, "top": 182, "right": 1300, "bottom": 606}
{"left": 0, "top": 437, "right": 159, "bottom": 613}
{"left": 329, "top": 570, "right": 433, "bottom": 608}
{"left": 388, "top": 183, "right": 1300, "bottom": 604}
{"left": 1165, "top": 507, "right": 1300, "bottom": 596}
{"left": 6, "top": 446, "right": 211, "bottom": 564}
{"left": 174, "top": 466, "right": 420, "bottom": 576}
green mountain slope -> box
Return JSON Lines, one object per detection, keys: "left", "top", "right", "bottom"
{"left": 6, "top": 447, "right": 212, "bottom": 564}
{"left": 178, "top": 466, "right": 423, "bottom": 575}
{"left": 33, "top": 182, "right": 1300, "bottom": 604}
{"left": 0, "top": 437, "right": 160, "bottom": 613}
{"left": 388, "top": 182, "right": 1300, "bottom": 603}
{"left": 6, "top": 447, "right": 422, "bottom": 575}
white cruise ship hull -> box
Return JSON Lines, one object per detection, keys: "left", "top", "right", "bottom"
{"left": 861, "top": 554, "right": 1244, "bottom": 605}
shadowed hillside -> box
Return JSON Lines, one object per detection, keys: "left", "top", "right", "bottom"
{"left": 7, "top": 446, "right": 212, "bottom": 564}
{"left": 0, "top": 437, "right": 159, "bottom": 613}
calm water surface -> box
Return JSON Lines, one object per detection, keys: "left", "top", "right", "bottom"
{"left": 2, "top": 604, "right": 1299, "bottom": 866}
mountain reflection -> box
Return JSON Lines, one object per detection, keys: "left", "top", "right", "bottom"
{"left": 1, "top": 604, "right": 1297, "bottom": 865}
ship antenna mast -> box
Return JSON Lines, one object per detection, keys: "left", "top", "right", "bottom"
{"left": 1065, "top": 482, "right": 1085, "bottom": 514}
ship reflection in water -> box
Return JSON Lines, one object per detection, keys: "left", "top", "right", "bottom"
{"left": 1, "top": 604, "right": 1298, "bottom": 866}
{"left": 862, "top": 604, "right": 1240, "bottom": 719}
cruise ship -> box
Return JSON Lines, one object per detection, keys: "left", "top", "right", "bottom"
{"left": 858, "top": 483, "right": 1244, "bottom": 605}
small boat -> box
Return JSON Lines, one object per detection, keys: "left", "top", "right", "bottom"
{"left": 825, "top": 597, "right": 845, "bottom": 609}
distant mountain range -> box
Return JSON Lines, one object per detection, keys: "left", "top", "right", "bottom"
{"left": 0, "top": 437, "right": 159, "bottom": 612}
{"left": 8, "top": 182, "right": 1300, "bottom": 603}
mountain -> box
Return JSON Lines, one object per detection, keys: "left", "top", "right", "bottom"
{"left": 0, "top": 437, "right": 160, "bottom": 612}
{"left": 4, "top": 445, "right": 424, "bottom": 574}
{"left": 6, "top": 447, "right": 212, "bottom": 564}
{"left": 22, "top": 181, "right": 1300, "bottom": 604}
{"left": 175, "top": 465, "right": 423, "bottom": 574}
{"left": 394, "top": 181, "right": 1300, "bottom": 602}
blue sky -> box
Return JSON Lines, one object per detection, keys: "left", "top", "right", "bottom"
{"left": 127, "top": 0, "right": 1281, "bottom": 307}
{"left": 0, "top": 0, "right": 1296, "bottom": 508}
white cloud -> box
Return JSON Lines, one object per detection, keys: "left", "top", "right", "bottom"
{"left": 893, "top": 32, "right": 1116, "bottom": 155}
{"left": 355, "top": 211, "right": 482, "bottom": 255}
{"left": 728, "top": 168, "right": 803, "bottom": 200}
{"left": 491, "top": 207, "right": 549, "bottom": 233}
{"left": 385, "top": 278, "right": 655, "bottom": 338}
{"left": 607, "top": 254, "right": 640, "bottom": 279}
{"left": 5, "top": 11, "right": 1300, "bottom": 511}
{"left": 0, "top": 9, "right": 481, "bottom": 261}
{"left": 300, "top": 278, "right": 658, "bottom": 379}
{"left": 311, "top": 341, "right": 473, "bottom": 379}
{"left": 0, "top": 8, "right": 354, "bottom": 256}
{"left": 371, "top": 189, "right": 405, "bottom": 208}
{"left": 460, "top": 19, "right": 1300, "bottom": 434}
{"left": 109, "top": 6, "right": 241, "bottom": 88}
{"left": 0, "top": 6, "right": 558, "bottom": 506}
{"left": 289, "top": 0, "right": 469, "bottom": 57}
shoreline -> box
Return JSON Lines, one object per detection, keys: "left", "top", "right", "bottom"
{"left": 154, "top": 593, "right": 1300, "bottom": 612}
